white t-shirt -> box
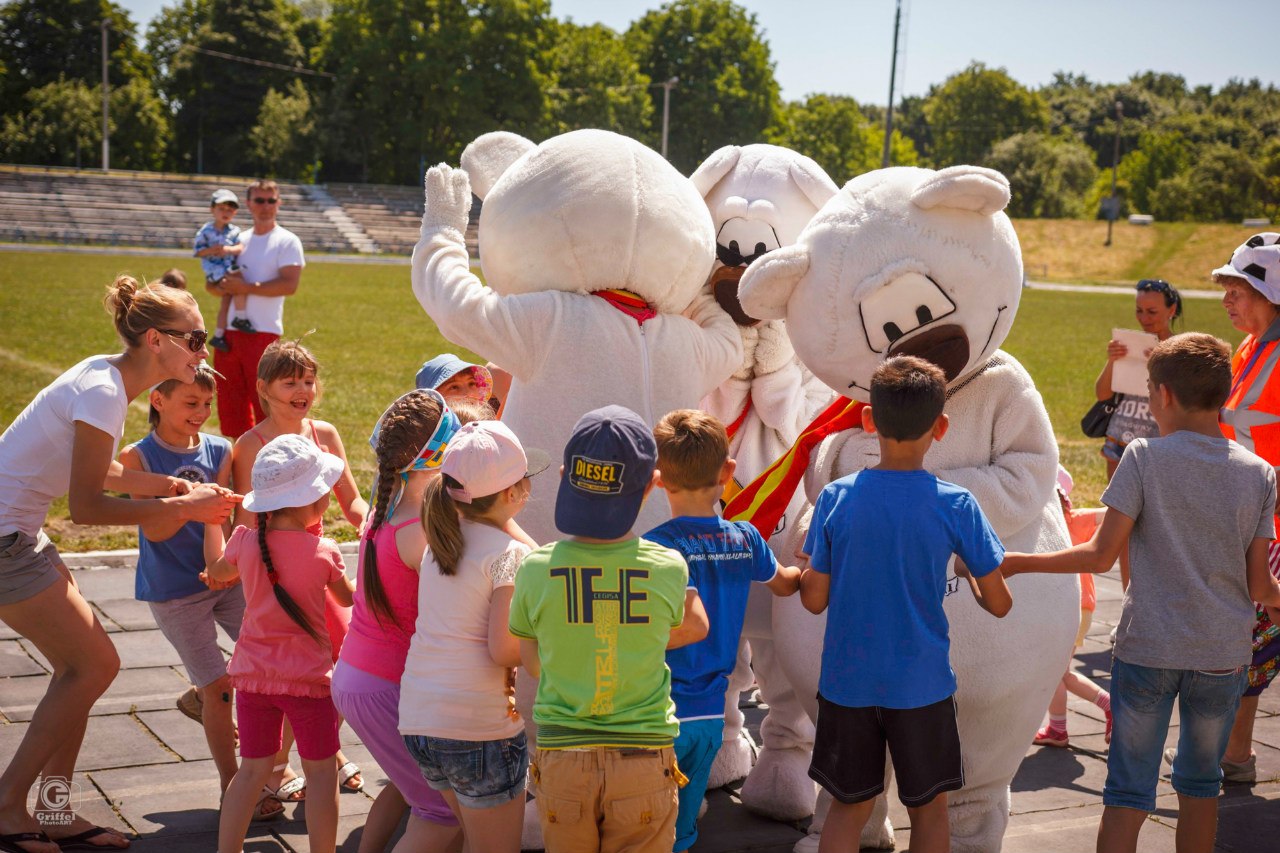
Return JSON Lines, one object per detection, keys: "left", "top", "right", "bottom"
{"left": 230, "top": 224, "right": 305, "bottom": 336}
{"left": 0, "top": 356, "right": 129, "bottom": 536}
{"left": 399, "top": 520, "right": 530, "bottom": 741}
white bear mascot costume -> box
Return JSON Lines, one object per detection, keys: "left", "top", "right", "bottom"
{"left": 689, "top": 144, "right": 837, "bottom": 790}
{"left": 411, "top": 129, "right": 742, "bottom": 542}
{"left": 738, "top": 165, "right": 1078, "bottom": 853}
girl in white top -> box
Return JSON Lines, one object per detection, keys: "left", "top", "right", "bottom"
{"left": 0, "top": 276, "right": 237, "bottom": 853}
{"left": 400, "top": 421, "right": 547, "bottom": 853}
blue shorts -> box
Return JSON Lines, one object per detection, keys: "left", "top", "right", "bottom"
{"left": 1105, "top": 659, "right": 1246, "bottom": 811}
{"left": 404, "top": 731, "right": 529, "bottom": 810}
{"left": 673, "top": 718, "right": 724, "bottom": 852}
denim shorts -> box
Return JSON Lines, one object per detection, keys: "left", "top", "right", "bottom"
{"left": 404, "top": 731, "right": 528, "bottom": 810}
{"left": 1105, "top": 658, "right": 1246, "bottom": 811}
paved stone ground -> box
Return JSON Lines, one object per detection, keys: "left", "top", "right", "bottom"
{"left": 3, "top": 554, "right": 1278, "bottom": 852}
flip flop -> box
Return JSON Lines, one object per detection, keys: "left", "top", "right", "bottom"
{"left": 338, "top": 761, "right": 364, "bottom": 792}
{"left": 50, "top": 826, "right": 129, "bottom": 850}
{"left": 0, "top": 832, "right": 54, "bottom": 853}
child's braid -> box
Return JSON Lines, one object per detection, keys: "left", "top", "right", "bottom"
{"left": 363, "top": 392, "right": 444, "bottom": 626}
{"left": 258, "top": 512, "right": 324, "bottom": 643}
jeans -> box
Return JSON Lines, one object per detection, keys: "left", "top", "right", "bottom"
{"left": 404, "top": 731, "right": 528, "bottom": 810}
{"left": 1104, "top": 658, "right": 1245, "bottom": 811}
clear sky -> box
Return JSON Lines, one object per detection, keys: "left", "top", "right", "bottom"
{"left": 115, "top": 0, "right": 1280, "bottom": 105}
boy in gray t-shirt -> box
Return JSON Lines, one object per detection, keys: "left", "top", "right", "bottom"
{"left": 1000, "top": 333, "right": 1280, "bottom": 853}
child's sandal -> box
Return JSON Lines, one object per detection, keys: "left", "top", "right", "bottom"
{"left": 270, "top": 763, "right": 306, "bottom": 801}
{"left": 338, "top": 761, "right": 364, "bottom": 792}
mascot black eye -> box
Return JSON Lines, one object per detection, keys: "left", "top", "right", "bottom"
{"left": 916, "top": 305, "right": 934, "bottom": 325}
{"left": 883, "top": 322, "right": 904, "bottom": 344}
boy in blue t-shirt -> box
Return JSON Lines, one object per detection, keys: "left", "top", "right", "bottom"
{"left": 800, "top": 356, "right": 1012, "bottom": 853}
{"left": 643, "top": 409, "right": 801, "bottom": 853}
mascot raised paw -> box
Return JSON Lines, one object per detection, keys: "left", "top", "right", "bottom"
{"left": 689, "top": 144, "right": 837, "bottom": 810}
{"left": 412, "top": 130, "right": 742, "bottom": 544}
{"left": 736, "top": 165, "right": 1079, "bottom": 853}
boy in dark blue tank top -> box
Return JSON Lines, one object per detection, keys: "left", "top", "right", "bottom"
{"left": 118, "top": 367, "right": 278, "bottom": 820}
{"left": 800, "top": 357, "right": 1013, "bottom": 853}
{"left": 643, "top": 409, "right": 801, "bottom": 853}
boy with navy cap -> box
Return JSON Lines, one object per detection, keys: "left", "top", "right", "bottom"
{"left": 509, "top": 405, "right": 709, "bottom": 853}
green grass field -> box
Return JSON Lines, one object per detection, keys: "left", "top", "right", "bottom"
{"left": 0, "top": 250, "right": 1241, "bottom": 551}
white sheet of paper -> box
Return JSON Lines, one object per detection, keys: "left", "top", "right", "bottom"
{"left": 1111, "top": 328, "right": 1160, "bottom": 397}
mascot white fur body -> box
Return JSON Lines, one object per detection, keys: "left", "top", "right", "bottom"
{"left": 689, "top": 144, "right": 836, "bottom": 791}
{"left": 411, "top": 129, "right": 742, "bottom": 543}
{"left": 739, "top": 165, "right": 1079, "bottom": 852}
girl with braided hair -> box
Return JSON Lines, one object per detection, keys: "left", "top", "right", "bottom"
{"left": 205, "top": 434, "right": 355, "bottom": 853}
{"left": 331, "top": 389, "right": 464, "bottom": 853}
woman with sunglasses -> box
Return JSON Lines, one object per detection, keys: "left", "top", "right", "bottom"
{"left": 0, "top": 276, "right": 238, "bottom": 853}
{"left": 330, "top": 389, "right": 469, "bottom": 853}
{"left": 1095, "top": 279, "right": 1183, "bottom": 476}
{"left": 1093, "top": 278, "right": 1182, "bottom": 590}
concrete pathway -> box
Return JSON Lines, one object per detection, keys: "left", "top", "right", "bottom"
{"left": 2, "top": 553, "right": 1277, "bottom": 852}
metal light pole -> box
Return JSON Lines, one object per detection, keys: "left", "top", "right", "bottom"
{"left": 881, "top": 0, "right": 902, "bottom": 168}
{"left": 660, "top": 77, "right": 678, "bottom": 160}
{"left": 101, "top": 18, "right": 110, "bottom": 173}
{"left": 1105, "top": 100, "right": 1123, "bottom": 247}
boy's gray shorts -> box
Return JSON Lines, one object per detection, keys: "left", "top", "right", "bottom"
{"left": 0, "top": 530, "right": 65, "bottom": 606}
{"left": 148, "top": 586, "right": 246, "bottom": 688}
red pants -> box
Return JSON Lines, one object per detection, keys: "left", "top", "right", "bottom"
{"left": 214, "top": 330, "right": 278, "bottom": 438}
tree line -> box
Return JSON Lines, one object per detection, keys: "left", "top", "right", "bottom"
{"left": 2, "top": 0, "right": 1277, "bottom": 222}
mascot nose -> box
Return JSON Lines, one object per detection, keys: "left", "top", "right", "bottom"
{"left": 711, "top": 263, "right": 762, "bottom": 327}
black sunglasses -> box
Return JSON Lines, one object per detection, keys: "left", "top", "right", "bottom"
{"left": 250, "top": 197, "right": 279, "bottom": 205}
{"left": 1136, "top": 278, "right": 1171, "bottom": 294}
{"left": 158, "top": 328, "right": 209, "bottom": 352}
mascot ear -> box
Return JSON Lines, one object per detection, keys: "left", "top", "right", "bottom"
{"left": 789, "top": 156, "right": 839, "bottom": 211}
{"left": 690, "top": 145, "right": 742, "bottom": 199}
{"left": 461, "top": 132, "right": 536, "bottom": 200}
{"left": 910, "top": 165, "right": 1010, "bottom": 216}
{"left": 738, "top": 244, "right": 809, "bottom": 321}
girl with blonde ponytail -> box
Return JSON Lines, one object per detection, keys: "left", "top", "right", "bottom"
{"left": 0, "top": 275, "right": 236, "bottom": 852}
{"left": 330, "top": 389, "right": 463, "bottom": 853}
{"left": 400, "top": 421, "right": 548, "bottom": 853}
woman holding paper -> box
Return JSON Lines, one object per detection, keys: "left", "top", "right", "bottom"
{"left": 1094, "top": 279, "right": 1182, "bottom": 478}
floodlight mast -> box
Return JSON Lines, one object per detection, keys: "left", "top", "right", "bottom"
{"left": 101, "top": 18, "right": 110, "bottom": 173}
{"left": 881, "top": 0, "right": 901, "bottom": 168}
{"left": 661, "top": 77, "right": 678, "bottom": 160}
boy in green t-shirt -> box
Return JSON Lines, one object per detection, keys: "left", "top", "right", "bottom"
{"left": 510, "top": 405, "right": 709, "bottom": 853}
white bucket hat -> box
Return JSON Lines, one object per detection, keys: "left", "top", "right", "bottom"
{"left": 242, "top": 433, "right": 345, "bottom": 513}
{"left": 1213, "top": 232, "right": 1280, "bottom": 303}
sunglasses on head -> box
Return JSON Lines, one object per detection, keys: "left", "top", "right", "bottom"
{"left": 1136, "top": 279, "right": 1171, "bottom": 294}
{"left": 369, "top": 388, "right": 461, "bottom": 472}
{"left": 250, "top": 197, "right": 278, "bottom": 205}
{"left": 158, "top": 328, "right": 208, "bottom": 353}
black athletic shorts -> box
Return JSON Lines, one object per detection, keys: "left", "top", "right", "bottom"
{"left": 808, "top": 692, "right": 964, "bottom": 807}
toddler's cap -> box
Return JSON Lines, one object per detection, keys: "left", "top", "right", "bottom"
{"left": 242, "top": 433, "right": 343, "bottom": 513}
{"left": 210, "top": 189, "right": 239, "bottom": 207}
{"left": 439, "top": 421, "right": 550, "bottom": 503}
{"left": 1212, "top": 233, "right": 1280, "bottom": 304}
{"left": 555, "top": 406, "right": 656, "bottom": 539}
{"left": 415, "top": 354, "right": 493, "bottom": 399}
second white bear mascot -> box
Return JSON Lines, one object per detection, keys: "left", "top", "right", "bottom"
{"left": 689, "top": 143, "right": 837, "bottom": 792}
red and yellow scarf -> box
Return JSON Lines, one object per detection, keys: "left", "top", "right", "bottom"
{"left": 594, "top": 288, "right": 657, "bottom": 325}
{"left": 723, "top": 396, "right": 866, "bottom": 540}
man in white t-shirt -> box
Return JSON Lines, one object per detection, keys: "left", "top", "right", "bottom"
{"left": 206, "top": 179, "right": 306, "bottom": 437}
